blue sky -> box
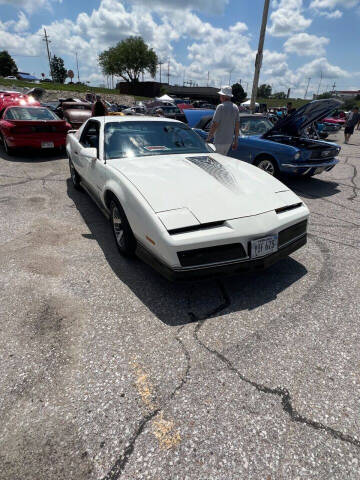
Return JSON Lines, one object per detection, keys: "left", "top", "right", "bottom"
{"left": 0, "top": 0, "right": 359, "bottom": 97}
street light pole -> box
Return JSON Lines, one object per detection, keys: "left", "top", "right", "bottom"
{"left": 249, "top": 0, "right": 270, "bottom": 112}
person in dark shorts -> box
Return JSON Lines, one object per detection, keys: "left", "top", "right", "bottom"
{"left": 344, "top": 107, "right": 360, "bottom": 144}
{"left": 92, "top": 95, "right": 107, "bottom": 117}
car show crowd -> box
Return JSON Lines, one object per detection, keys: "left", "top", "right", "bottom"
{"left": 0, "top": 84, "right": 350, "bottom": 175}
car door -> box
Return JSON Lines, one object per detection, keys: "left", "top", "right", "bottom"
{"left": 79, "top": 119, "right": 107, "bottom": 196}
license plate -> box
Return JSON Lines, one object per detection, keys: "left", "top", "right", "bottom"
{"left": 41, "top": 141, "right": 54, "bottom": 148}
{"left": 251, "top": 235, "right": 278, "bottom": 259}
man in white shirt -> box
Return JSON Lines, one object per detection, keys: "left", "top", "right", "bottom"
{"left": 206, "top": 86, "right": 240, "bottom": 155}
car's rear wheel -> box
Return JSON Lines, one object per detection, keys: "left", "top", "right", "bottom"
{"left": 110, "top": 199, "right": 136, "bottom": 256}
{"left": 255, "top": 157, "right": 278, "bottom": 177}
{"left": 69, "top": 159, "right": 81, "bottom": 190}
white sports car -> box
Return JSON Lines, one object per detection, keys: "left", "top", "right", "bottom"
{"left": 66, "top": 116, "right": 309, "bottom": 280}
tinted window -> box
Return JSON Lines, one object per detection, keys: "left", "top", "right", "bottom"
{"left": 5, "top": 107, "right": 58, "bottom": 121}
{"left": 80, "top": 121, "right": 100, "bottom": 152}
{"left": 240, "top": 117, "right": 273, "bottom": 135}
{"left": 104, "top": 121, "right": 209, "bottom": 160}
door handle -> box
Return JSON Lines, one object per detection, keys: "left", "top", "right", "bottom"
{"left": 74, "top": 150, "right": 79, "bottom": 154}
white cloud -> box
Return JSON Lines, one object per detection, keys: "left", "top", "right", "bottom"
{"left": 318, "top": 9, "right": 343, "bottom": 18}
{"left": 284, "top": 33, "right": 330, "bottom": 57}
{"left": 127, "top": 0, "right": 229, "bottom": 14}
{"left": 310, "top": 0, "right": 359, "bottom": 8}
{"left": 268, "top": 0, "right": 312, "bottom": 37}
{"left": 0, "top": 0, "right": 62, "bottom": 14}
{"left": 13, "top": 12, "right": 29, "bottom": 32}
{"left": 297, "top": 57, "right": 349, "bottom": 79}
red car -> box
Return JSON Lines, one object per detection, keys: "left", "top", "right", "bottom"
{"left": 0, "top": 105, "right": 71, "bottom": 155}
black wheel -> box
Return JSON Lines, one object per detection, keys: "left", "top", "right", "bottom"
{"left": 1, "top": 134, "right": 14, "bottom": 156}
{"left": 254, "top": 157, "right": 279, "bottom": 177}
{"left": 69, "top": 159, "right": 81, "bottom": 190}
{"left": 110, "top": 199, "right": 136, "bottom": 256}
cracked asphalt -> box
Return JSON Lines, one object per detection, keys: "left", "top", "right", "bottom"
{"left": 1, "top": 129, "right": 360, "bottom": 479}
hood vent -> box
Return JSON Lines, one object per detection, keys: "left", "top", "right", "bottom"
{"left": 186, "top": 155, "right": 239, "bottom": 193}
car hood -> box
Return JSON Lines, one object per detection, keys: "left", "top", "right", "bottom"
{"left": 109, "top": 153, "right": 301, "bottom": 223}
{"left": 263, "top": 99, "right": 343, "bottom": 138}
{"left": 64, "top": 109, "right": 92, "bottom": 122}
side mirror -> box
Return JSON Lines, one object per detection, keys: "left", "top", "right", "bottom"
{"left": 207, "top": 143, "right": 216, "bottom": 152}
{"left": 80, "top": 147, "right": 97, "bottom": 161}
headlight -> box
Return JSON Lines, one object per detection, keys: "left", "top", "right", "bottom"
{"left": 294, "top": 152, "right": 301, "bottom": 160}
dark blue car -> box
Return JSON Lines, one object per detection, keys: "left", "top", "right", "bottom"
{"left": 192, "top": 99, "right": 342, "bottom": 178}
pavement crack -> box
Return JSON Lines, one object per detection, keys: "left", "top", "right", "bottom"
{"left": 187, "top": 280, "right": 231, "bottom": 322}
{"left": 192, "top": 301, "right": 360, "bottom": 450}
{"left": 101, "top": 326, "right": 191, "bottom": 480}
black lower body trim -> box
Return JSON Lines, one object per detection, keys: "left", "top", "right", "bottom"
{"left": 136, "top": 235, "right": 307, "bottom": 282}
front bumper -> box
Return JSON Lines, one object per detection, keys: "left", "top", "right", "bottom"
{"left": 281, "top": 158, "right": 339, "bottom": 176}
{"left": 136, "top": 234, "right": 307, "bottom": 281}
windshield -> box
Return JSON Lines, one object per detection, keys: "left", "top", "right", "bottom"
{"left": 5, "top": 107, "right": 58, "bottom": 121}
{"left": 240, "top": 117, "right": 273, "bottom": 135}
{"left": 105, "top": 121, "right": 210, "bottom": 160}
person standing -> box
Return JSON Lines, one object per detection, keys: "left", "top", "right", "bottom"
{"left": 206, "top": 86, "right": 240, "bottom": 155}
{"left": 92, "top": 95, "right": 107, "bottom": 117}
{"left": 287, "top": 102, "right": 296, "bottom": 115}
{"left": 344, "top": 106, "right": 360, "bottom": 144}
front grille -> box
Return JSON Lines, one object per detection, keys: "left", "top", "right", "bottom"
{"left": 278, "top": 220, "right": 307, "bottom": 247}
{"left": 178, "top": 243, "right": 247, "bottom": 267}
{"left": 310, "top": 149, "right": 336, "bottom": 159}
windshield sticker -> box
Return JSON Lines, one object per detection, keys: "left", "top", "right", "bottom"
{"left": 144, "top": 145, "right": 170, "bottom": 151}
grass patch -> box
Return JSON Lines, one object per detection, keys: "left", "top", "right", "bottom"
{"left": 0, "top": 77, "right": 149, "bottom": 100}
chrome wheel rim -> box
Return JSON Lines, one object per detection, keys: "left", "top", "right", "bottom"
{"left": 257, "top": 160, "right": 275, "bottom": 176}
{"left": 112, "top": 206, "right": 124, "bottom": 246}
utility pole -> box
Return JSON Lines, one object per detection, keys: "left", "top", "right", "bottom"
{"left": 316, "top": 70, "right": 323, "bottom": 97}
{"left": 229, "top": 68, "right": 234, "bottom": 86}
{"left": 250, "top": 0, "right": 270, "bottom": 112}
{"left": 332, "top": 81, "right": 336, "bottom": 94}
{"left": 207, "top": 71, "right": 209, "bottom": 87}
{"left": 75, "top": 51, "right": 80, "bottom": 83}
{"left": 304, "top": 77, "right": 311, "bottom": 99}
{"left": 42, "top": 28, "right": 53, "bottom": 80}
{"left": 167, "top": 60, "right": 170, "bottom": 85}
{"left": 158, "top": 61, "right": 164, "bottom": 83}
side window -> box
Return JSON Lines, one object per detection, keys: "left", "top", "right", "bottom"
{"left": 80, "top": 121, "right": 100, "bottom": 155}
{"left": 3, "top": 109, "right": 13, "bottom": 120}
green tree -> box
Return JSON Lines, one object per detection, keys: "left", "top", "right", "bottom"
{"left": 257, "top": 84, "right": 272, "bottom": 98}
{"left": 317, "top": 91, "right": 333, "bottom": 99}
{"left": 272, "top": 91, "right": 286, "bottom": 99}
{"left": 50, "top": 55, "right": 67, "bottom": 83}
{"left": 99, "top": 37, "right": 158, "bottom": 83}
{"left": 0, "top": 50, "right": 18, "bottom": 77}
{"left": 231, "top": 82, "right": 247, "bottom": 103}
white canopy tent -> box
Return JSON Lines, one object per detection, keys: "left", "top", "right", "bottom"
{"left": 241, "top": 99, "right": 259, "bottom": 107}
{"left": 155, "top": 94, "right": 174, "bottom": 102}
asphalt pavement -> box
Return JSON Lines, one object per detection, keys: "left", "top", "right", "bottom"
{"left": 1, "top": 129, "right": 360, "bottom": 480}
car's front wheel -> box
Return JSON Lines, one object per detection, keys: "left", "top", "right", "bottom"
{"left": 69, "top": 159, "right": 81, "bottom": 189}
{"left": 1, "top": 134, "right": 14, "bottom": 156}
{"left": 110, "top": 199, "right": 136, "bottom": 256}
{"left": 254, "top": 157, "right": 278, "bottom": 177}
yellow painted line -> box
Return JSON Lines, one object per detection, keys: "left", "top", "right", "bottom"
{"left": 130, "top": 359, "right": 181, "bottom": 450}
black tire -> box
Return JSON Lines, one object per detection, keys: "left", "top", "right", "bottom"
{"left": 110, "top": 199, "right": 136, "bottom": 256}
{"left": 254, "top": 157, "right": 279, "bottom": 177}
{"left": 1, "top": 134, "right": 14, "bottom": 156}
{"left": 69, "top": 159, "right": 81, "bottom": 190}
